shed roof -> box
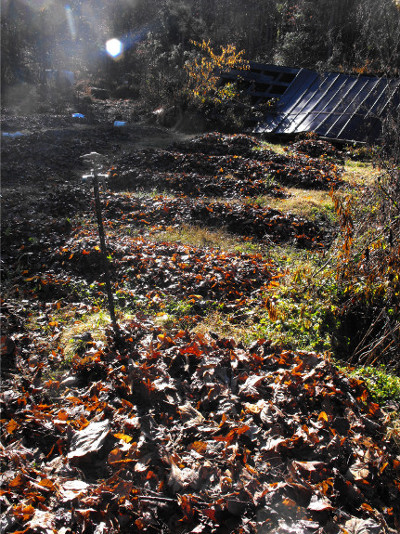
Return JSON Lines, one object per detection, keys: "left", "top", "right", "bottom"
{"left": 254, "top": 69, "right": 400, "bottom": 143}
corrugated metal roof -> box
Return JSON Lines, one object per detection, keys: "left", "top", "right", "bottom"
{"left": 254, "top": 69, "right": 400, "bottom": 143}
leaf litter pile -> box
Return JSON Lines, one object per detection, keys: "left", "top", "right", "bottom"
{"left": 1, "top": 319, "right": 399, "bottom": 533}
{"left": 112, "top": 133, "right": 343, "bottom": 194}
{"left": 101, "top": 194, "right": 326, "bottom": 247}
{"left": 1, "top": 119, "right": 399, "bottom": 533}
{"left": 57, "top": 235, "right": 279, "bottom": 308}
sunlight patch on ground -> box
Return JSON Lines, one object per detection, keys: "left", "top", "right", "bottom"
{"left": 258, "top": 140, "right": 287, "bottom": 154}
{"left": 150, "top": 223, "right": 265, "bottom": 255}
{"left": 56, "top": 308, "right": 134, "bottom": 361}
{"left": 342, "top": 159, "right": 379, "bottom": 186}
{"left": 259, "top": 188, "right": 335, "bottom": 222}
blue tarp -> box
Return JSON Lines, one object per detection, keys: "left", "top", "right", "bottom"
{"left": 255, "top": 69, "right": 400, "bottom": 143}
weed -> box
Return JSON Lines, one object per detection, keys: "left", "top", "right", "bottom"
{"left": 327, "top": 142, "right": 400, "bottom": 370}
{"left": 247, "top": 260, "right": 338, "bottom": 352}
{"left": 165, "top": 298, "right": 194, "bottom": 316}
{"left": 340, "top": 365, "right": 400, "bottom": 406}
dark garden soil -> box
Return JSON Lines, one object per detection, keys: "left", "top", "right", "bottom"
{"left": 1, "top": 102, "right": 399, "bottom": 534}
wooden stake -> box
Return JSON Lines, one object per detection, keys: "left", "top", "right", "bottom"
{"left": 93, "top": 175, "right": 120, "bottom": 344}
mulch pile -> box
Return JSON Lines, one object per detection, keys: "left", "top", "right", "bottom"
{"left": 1, "top": 316, "right": 399, "bottom": 533}
{"left": 112, "top": 133, "right": 343, "bottom": 193}
{"left": 287, "top": 139, "right": 345, "bottom": 164}
{"left": 9, "top": 223, "right": 279, "bottom": 314}
{"left": 171, "top": 132, "right": 266, "bottom": 157}
{"left": 110, "top": 149, "right": 284, "bottom": 197}
{"left": 52, "top": 233, "right": 279, "bottom": 313}
{"left": 111, "top": 168, "right": 283, "bottom": 198}
{"left": 101, "top": 193, "right": 327, "bottom": 248}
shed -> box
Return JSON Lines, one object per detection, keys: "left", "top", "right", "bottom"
{"left": 254, "top": 68, "right": 400, "bottom": 144}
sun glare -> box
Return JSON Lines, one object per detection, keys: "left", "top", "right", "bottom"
{"left": 65, "top": 5, "right": 76, "bottom": 40}
{"left": 106, "top": 38, "right": 123, "bottom": 58}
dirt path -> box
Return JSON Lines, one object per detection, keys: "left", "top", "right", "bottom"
{"left": 1, "top": 118, "right": 191, "bottom": 185}
{"left": 1, "top": 108, "right": 194, "bottom": 224}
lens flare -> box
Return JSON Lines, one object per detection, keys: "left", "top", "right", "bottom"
{"left": 65, "top": 5, "right": 76, "bottom": 40}
{"left": 106, "top": 39, "right": 123, "bottom": 58}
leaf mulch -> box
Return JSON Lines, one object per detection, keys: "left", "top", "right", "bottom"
{"left": 2, "top": 182, "right": 327, "bottom": 313}
{"left": 1, "top": 112, "right": 398, "bottom": 533}
{"left": 101, "top": 193, "right": 327, "bottom": 247}
{"left": 111, "top": 168, "right": 284, "bottom": 198}
{"left": 170, "top": 132, "right": 266, "bottom": 157}
{"left": 54, "top": 233, "right": 280, "bottom": 313}
{"left": 111, "top": 133, "right": 343, "bottom": 193}
{"left": 1, "top": 315, "right": 399, "bottom": 533}
{"left": 287, "top": 139, "right": 345, "bottom": 164}
{"left": 110, "top": 149, "right": 284, "bottom": 197}
{"left": 2, "top": 181, "right": 325, "bottom": 313}
{"left": 6, "top": 217, "right": 280, "bottom": 314}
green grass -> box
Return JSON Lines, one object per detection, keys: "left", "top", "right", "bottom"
{"left": 151, "top": 223, "right": 267, "bottom": 255}
{"left": 249, "top": 255, "right": 338, "bottom": 352}
{"left": 262, "top": 187, "right": 337, "bottom": 224}
{"left": 342, "top": 365, "right": 400, "bottom": 406}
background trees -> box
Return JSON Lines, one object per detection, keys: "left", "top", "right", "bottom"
{"left": 1, "top": 0, "right": 400, "bottom": 109}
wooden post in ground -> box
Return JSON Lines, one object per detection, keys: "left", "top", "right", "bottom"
{"left": 92, "top": 176, "right": 120, "bottom": 344}
{"left": 81, "top": 152, "right": 120, "bottom": 345}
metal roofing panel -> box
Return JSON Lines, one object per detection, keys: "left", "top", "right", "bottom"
{"left": 322, "top": 78, "right": 373, "bottom": 138}
{"left": 279, "top": 74, "right": 345, "bottom": 134}
{"left": 368, "top": 78, "right": 400, "bottom": 119}
{"left": 255, "top": 68, "right": 400, "bottom": 143}
{"left": 258, "top": 70, "right": 318, "bottom": 132}
{"left": 335, "top": 78, "right": 381, "bottom": 139}
{"left": 292, "top": 75, "right": 348, "bottom": 134}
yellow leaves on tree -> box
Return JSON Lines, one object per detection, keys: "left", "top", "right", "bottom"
{"left": 185, "top": 40, "right": 249, "bottom": 105}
